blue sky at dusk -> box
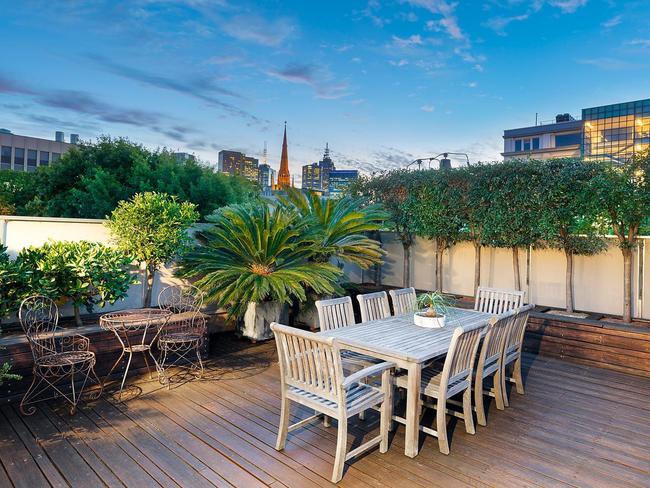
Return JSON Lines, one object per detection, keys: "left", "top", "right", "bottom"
{"left": 1, "top": 1, "right": 649, "bottom": 181}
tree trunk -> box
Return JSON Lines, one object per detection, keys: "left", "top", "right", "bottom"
{"left": 435, "top": 240, "right": 444, "bottom": 292}
{"left": 402, "top": 241, "right": 411, "bottom": 288}
{"left": 73, "top": 304, "right": 83, "bottom": 327}
{"left": 512, "top": 246, "right": 521, "bottom": 291}
{"left": 473, "top": 241, "right": 481, "bottom": 295}
{"left": 373, "top": 231, "right": 382, "bottom": 286}
{"left": 144, "top": 263, "right": 156, "bottom": 308}
{"left": 565, "top": 250, "right": 574, "bottom": 313}
{"left": 622, "top": 247, "right": 633, "bottom": 323}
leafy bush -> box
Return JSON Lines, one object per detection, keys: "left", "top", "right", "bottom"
{"left": 0, "top": 246, "right": 31, "bottom": 324}
{"left": 177, "top": 204, "right": 342, "bottom": 319}
{"left": 18, "top": 241, "right": 137, "bottom": 326}
{"left": 107, "top": 192, "right": 199, "bottom": 307}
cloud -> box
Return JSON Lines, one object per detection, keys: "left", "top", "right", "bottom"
{"left": 626, "top": 39, "right": 650, "bottom": 48}
{"left": 221, "top": 15, "right": 296, "bottom": 47}
{"left": 405, "top": 0, "right": 465, "bottom": 41}
{"left": 548, "top": 0, "right": 588, "bottom": 13}
{"left": 85, "top": 54, "right": 268, "bottom": 126}
{"left": 389, "top": 59, "right": 409, "bottom": 66}
{"left": 0, "top": 75, "right": 34, "bottom": 95}
{"left": 601, "top": 14, "right": 622, "bottom": 28}
{"left": 357, "top": 0, "right": 392, "bottom": 27}
{"left": 391, "top": 34, "right": 424, "bottom": 48}
{"left": 205, "top": 55, "right": 241, "bottom": 65}
{"left": 485, "top": 14, "right": 529, "bottom": 35}
{"left": 420, "top": 104, "right": 435, "bottom": 112}
{"left": 578, "top": 57, "right": 637, "bottom": 70}
{"left": 266, "top": 63, "right": 351, "bottom": 100}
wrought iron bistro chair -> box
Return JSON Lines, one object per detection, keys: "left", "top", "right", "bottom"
{"left": 19, "top": 296, "right": 102, "bottom": 415}
{"left": 157, "top": 285, "right": 207, "bottom": 388}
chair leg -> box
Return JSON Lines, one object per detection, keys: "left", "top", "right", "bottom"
{"left": 513, "top": 356, "right": 524, "bottom": 394}
{"left": 462, "top": 388, "right": 475, "bottom": 435}
{"left": 276, "top": 396, "right": 290, "bottom": 451}
{"left": 20, "top": 373, "right": 42, "bottom": 416}
{"left": 195, "top": 345, "right": 204, "bottom": 379}
{"left": 501, "top": 364, "right": 510, "bottom": 408}
{"left": 332, "top": 416, "right": 348, "bottom": 483}
{"left": 436, "top": 398, "right": 450, "bottom": 455}
{"left": 494, "top": 368, "right": 505, "bottom": 410}
{"left": 380, "top": 369, "right": 392, "bottom": 453}
{"left": 359, "top": 409, "right": 366, "bottom": 421}
{"left": 323, "top": 414, "right": 331, "bottom": 427}
{"left": 475, "top": 375, "right": 487, "bottom": 426}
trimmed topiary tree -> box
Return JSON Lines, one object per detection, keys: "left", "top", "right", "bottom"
{"left": 107, "top": 192, "right": 199, "bottom": 307}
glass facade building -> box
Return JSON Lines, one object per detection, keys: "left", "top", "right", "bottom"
{"left": 217, "top": 150, "right": 259, "bottom": 182}
{"left": 582, "top": 99, "right": 650, "bottom": 163}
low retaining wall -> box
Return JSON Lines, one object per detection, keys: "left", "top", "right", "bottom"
{"left": 524, "top": 313, "right": 650, "bottom": 378}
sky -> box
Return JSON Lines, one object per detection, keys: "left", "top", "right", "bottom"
{"left": 1, "top": 0, "right": 649, "bottom": 183}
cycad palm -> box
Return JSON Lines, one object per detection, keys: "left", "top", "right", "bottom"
{"left": 279, "top": 188, "right": 386, "bottom": 268}
{"left": 177, "top": 204, "right": 342, "bottom": 318}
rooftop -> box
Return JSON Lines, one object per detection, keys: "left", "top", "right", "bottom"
{"left": 1, "top": 336, "right": 648, "bottom": 487}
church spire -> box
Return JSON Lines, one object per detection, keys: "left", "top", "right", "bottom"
{"left": 277, "top": 121, "right": 291, "bottom": 188}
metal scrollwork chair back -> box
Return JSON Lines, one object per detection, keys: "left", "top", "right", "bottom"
{"left": 18, "top": 296, "right": 102, "bottom": 415}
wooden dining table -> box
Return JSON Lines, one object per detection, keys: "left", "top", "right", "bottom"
{"left": 318, "top": 307, "right": 491, "bottom": 458}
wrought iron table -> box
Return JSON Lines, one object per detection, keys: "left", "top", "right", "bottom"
{"left": 99, "top": 308, "right": 172, "bottom": 399}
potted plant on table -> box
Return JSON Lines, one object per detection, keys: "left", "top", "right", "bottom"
{"left": 415, "top": 291, "right": 453, "bottom": 328}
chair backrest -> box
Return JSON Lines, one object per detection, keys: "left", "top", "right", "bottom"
{"left": 271, "top": 322, "right": 344, "bottom": 404}
{"left": 315, "top": 296, "right": 355, "bottom": 332}
{"left": 477, "top": 309, "right": 517, "bottom": 375}
{"left": 158, "top": 284, "right": 205, "bottom": 332}
{"left": 440, "top": 321, "right": 485, "bottom": 397}
{"left": 357, "top": 291, "right": 391, "bottom": 322}
{"left": 389, "top": 287, "right": 417, "bottom": 315}
{"left": 19, "top": 296, "right": 60, "bottom": 360}
{"left": 504, "top": 304, "right": 534, "bottom": 358}
{"left": 474, "top": 287, "right": 525, "bottom": 314}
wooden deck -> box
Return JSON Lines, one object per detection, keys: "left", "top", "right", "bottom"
{"left": 1, "top": 336, "right": 649, "bottom": 488}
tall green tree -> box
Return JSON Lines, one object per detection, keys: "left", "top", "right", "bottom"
{"left": 177, "top": 204, "right": 342, "bottom": 319}
{"left": 107, "top": 192, "right": 199, "bottom": 307}
{"left": 405, "top": 169, "right": 465, "bottom": 291}
{"left": 478, "top": 160, "right": 546, "bottom": 291}
{"left": 350, "top": 170, "right": 417, "bottom": 287}
{"left": 591, "top": 151, "right": 650, "bottom": 322}
{"left": 23, "top": 137, "right": 256, "bottom": 219}
{"left": 538, "top": 159, "right": 606, "bottom": 313}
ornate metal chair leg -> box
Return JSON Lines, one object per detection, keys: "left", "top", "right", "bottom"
{"left": 118, "top": 352, "right": 133, "bottom": 400}
{"left": 89, "top": 365, "right": 104, "bottom": 400}
{"left": 20, "top": 372, "right": 43, "bottom": 416}
{"left": 195, "top": 344, "right": 204, "bottom": 379}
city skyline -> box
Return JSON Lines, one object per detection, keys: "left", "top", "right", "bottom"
{"left": 2, "top": 1, "right": 650, "bottom": 184}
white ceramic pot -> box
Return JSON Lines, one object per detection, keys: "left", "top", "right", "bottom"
{"left": 413, "top": 312, "right": 446, "bottom": 328}
{"left": 241, "top": 301, "right": 288, "bottom": 341}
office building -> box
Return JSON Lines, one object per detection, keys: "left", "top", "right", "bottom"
{"left": 582, "top": 99, "right": 650, "bottom": 163}
{"left": 503, "top": 114, "right": 582, "bottom": 160}
{"left": 302, "top": 143, "right": 335, "bottom": 193}
{"left": 503, "top": 98, "right": 650, "bottom": 163}
{"left": 328, "top": 169, "right": 359, "bottom": 197}
{"left": 0, "top": 130, "right": 73, "bottom": 172}
{"left": 173, "top": 152, "right": 196, "bottom": 163}
{"left": 217, "top": 150, "right": 259, "bottom": 182}
{"left": 258, "top": 163, "right": 276, "bottom": 189}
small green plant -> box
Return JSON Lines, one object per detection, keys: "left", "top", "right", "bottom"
{"left": 416, "top": 291, "right": 453, "bottom": 317}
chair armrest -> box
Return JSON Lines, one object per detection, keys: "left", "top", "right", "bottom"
{"left": 59, "top": 334, "right": 90, "bottom": 352}
{"left": 342, "top": 361, "right": 395, "bottom": 389}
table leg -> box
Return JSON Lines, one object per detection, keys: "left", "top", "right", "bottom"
{"left": 405, "top": 362, "right": 422, "bottom": 458}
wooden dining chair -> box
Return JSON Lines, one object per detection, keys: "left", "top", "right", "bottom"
{"left": 393, "top": 321, "right": 485, "bottom": 454}
{"left": 388, "top": 287, "right": 418, "bottom": 315}
{"left": 271, "top": 323, "right": 394, "bottom": 483}
{"left": 501, "top": 304, "right": 535, "bottom": 406}
{"left": 357, "top": 291, "right": 391, "bottom": 322}
{"left": 474, "top": 286, "right": 525, "bottom": 314}
{"left": 315, "top": 296, "right": 356, "bottom": 332}
{"left": 473, "top": 309, "right": 517, "bottom": 426}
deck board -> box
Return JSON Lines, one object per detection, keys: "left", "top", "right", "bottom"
{"left": 1, "top": 336, "right": 649, "bottom": 487}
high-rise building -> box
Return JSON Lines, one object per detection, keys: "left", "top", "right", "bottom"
{"left": 275, "top": 122, "right": 291, "bottom": 189}
{"left": 503, "top": 98, "right": 650, "bottom": 163}
{"left": 328, "top": 169, "right": 359, "bottom": 197}
{"left": 302, "top": 143, "right": 335, "bottom": 193}
{"left": 258, "top": 163, "right": 276, "bottom": 189}
{"left": 217, "top": 150, "right": 259, "bottom": 181}
{"left": 0, "top": 130, "right": 72, "bottom": 172}
{"left": 173, "top": 152, "right": 196, "bottom": 163}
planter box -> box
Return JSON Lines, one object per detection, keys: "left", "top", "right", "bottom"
{"left": 241, "top": 301, "right": 288, "bottom": 342}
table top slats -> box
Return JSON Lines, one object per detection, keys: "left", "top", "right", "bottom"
{"left": 319, "top": 308, "right": 491, "bottom": 363}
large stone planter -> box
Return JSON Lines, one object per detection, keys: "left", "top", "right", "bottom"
{"left": 241, "top": 301, "right": 288, "bottom": 341}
